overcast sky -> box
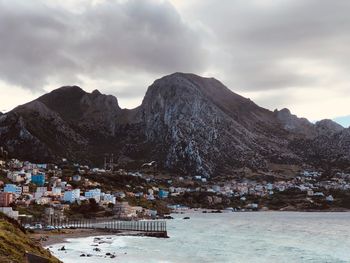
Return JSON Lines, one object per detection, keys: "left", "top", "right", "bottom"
{"left": 0, "top": 0, "right": 349, "bottom": 126}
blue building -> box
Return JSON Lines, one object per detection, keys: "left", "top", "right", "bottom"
{"left": 31, "top": 174, "right": 45, "bottom": 186}
{"left": 158, "top": 189, "right": 169, "bottom": 199}
{"left": 4, "top": 184, "right": 22, "bottom": 196}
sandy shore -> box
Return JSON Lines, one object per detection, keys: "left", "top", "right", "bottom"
{"left": 31, "top": 229, "right": 118, "bottom": 247}
{"left": 32, "top": 228, "right": 169, "bottom": 247}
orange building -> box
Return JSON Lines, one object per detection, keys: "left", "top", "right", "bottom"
{"left": 0, "top": 192, "right": 13, "bottom": 207}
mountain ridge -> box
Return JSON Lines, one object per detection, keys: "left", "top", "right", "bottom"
{"left": 0, "top": 72, "right": 349, "bottom": 176}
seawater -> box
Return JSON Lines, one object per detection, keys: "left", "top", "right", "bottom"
{"left": 48, "top": 212, "right": 350, "bottom": 263}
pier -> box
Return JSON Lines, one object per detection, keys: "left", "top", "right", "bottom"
{"left": 24, "top": 218, "right": 168, "bottom": 238}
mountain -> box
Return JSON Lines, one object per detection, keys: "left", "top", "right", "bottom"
{"left": 273, "top": 108, "right": 316, "bottom": 138}
{"left": 140, "top": 73, "right": 293, "bottom": 176}
{"left": 315, "top": 119, "right": 344, "bottom": 136}
{"left": 0, "top": 73, "right": 350, "bottom": 176}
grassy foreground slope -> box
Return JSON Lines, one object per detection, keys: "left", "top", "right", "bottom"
{"left": 0, "top": 213, "right": 60, "bottom": 263}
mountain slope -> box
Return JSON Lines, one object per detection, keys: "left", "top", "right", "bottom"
{"left": 0, "top": 73, "right": 349, "bottom": 176}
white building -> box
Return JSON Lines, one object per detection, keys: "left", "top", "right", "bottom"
{"left": 63, "top": 189, "right": 81, "bottom": 203}
{"left": 0, "top": 207, "right": 19, "bottom": 220}
{"left": 52, "top": 187, "right": 62, "bottom": 196}
{"left": 101, "top": 193, "right": 116, "bottom": 204}
{"left": 85, "top": 188, "right": 101, "bottom": 202}
{"left": 307, "top": 190, "right": 314, "bottom": 196}
{"left": 34, "top": 187, "right": 48, "bottom": 199}
{"left": 7, "top": 171, "right": 30, "bottom": 183}
{"left": 72, "top": 175, "right": 81, "bottom": 182}
{"left": 37, "top": 187, "right": 47, "bottom": 193}
{"left": 60, "top": 181, "right": 67, "bottom": 189}
{"left": 147, "top": 194, "right": 155, "bottom": 200}
{"left": 326, "top": 195, "right": 334, "bottom": 202}
{"left": 212, "top": 185, "right": 221, "bottom": 192}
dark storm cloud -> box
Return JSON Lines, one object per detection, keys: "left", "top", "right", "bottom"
{"left": 189, "top": 0, "right": 350, "bottom": 92}
{"left": 0, "top": 0, "right": 206, "bottom": 91}
{"left": 0, "top": 1, "right": 77, "bottom": 90}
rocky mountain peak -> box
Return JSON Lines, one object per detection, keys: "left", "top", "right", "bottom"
{"left": 146, "top": 72, "right": 253, "bottom": 107}
{"left": 33, "top": 86, "right": 121, "bottom": 122}
{"left": 36, "top": 86, "right": 87, "bottom": 121}
{"left": 91, "top": 89, "right": 102, "bottom": 96}
{"left": 315, "top": 119, "right": 344, "bottom": 135}
{"left": 142, "top": 73, "right": 276, "bottom": 129}
{"left": 275, "top": 108, "right": 291, "bottom": 115}
{"left": 274, "top": 108, "right": 315, "bottom": 137}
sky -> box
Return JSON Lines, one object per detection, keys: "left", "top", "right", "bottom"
{"left": 0, "top": 0, "right": 349, "bottom": 126}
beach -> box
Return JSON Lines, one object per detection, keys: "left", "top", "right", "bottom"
{"left": 34, "top": 228, "right": 167, "bottom": 247}
{"left": 33, "top": 229, "right": 117, "bottom": 247}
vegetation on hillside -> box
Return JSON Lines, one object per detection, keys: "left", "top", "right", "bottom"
{"left": 0, "top": 213, "right": 60, "bottom": 263}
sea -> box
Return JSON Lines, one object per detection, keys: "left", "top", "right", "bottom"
{"left": 47, "top": 212, "right": 350, "bottom": 263}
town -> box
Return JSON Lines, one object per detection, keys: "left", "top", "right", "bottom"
{"left": 1, "top": 149, "right": 350, "bottom": 229}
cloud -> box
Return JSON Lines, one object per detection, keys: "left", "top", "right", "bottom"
{"left": 0, "top": 1, "right": 76, "bottom": 90}
{"left": 181, "top": 0, "right": 350, "bottom": 93}
{"left": 0, "top": 0, "right": 206, "bottom": 93}
{"left": 0, "top": 0, "right": 349, "bottom": 119}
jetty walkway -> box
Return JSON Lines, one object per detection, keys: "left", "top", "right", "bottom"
{"left": 24, "top": 219, "right": 168, "bottom": 238}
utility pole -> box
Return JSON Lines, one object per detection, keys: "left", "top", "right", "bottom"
{"left": 110, "top": 153, "right": 114, "bottom": 171}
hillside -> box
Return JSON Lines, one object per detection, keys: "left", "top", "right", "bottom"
{"left": 0, "top": 213, "right": 60, "bottom": 263}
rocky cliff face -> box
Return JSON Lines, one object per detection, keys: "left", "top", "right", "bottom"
{"left": 274, "top": 108, "right": 316, "bottom": 138}
{"left": 315, "top": 119, "right": 344, "bottom": 136}
{"left": 139, "top": 73, "right": 293, "bottom": 176}
{"left": 0, "top": 73, "right": 349, "bottom": 176}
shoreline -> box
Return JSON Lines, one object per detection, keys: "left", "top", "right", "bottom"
{"left": 33, "top": 229, "right": 168, "bottom": 247}
{"left": 33, "top": 229, "right": 118, "bottom": 247}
